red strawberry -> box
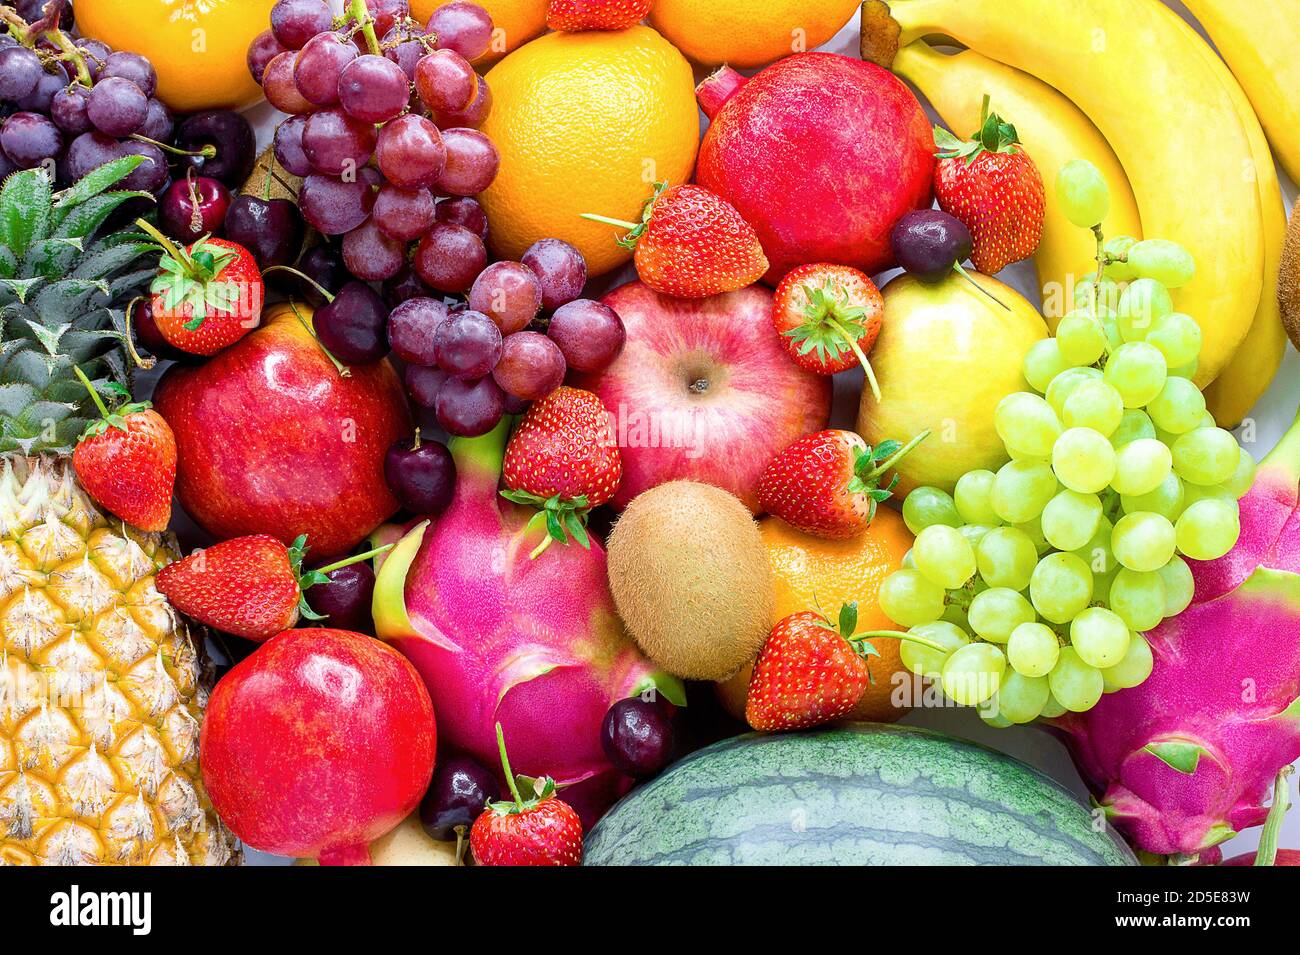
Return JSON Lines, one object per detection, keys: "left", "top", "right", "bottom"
{"left": 932, "top": 97, "right": 1046, "bottom": 274}
{"left": 470, "top": 723, "right": 583, "bottom": 866}
{"left": 155, "top": 534, "right": 387, "bottom": 642}
{"left": 583, "top": 182, "right": 768, "bottom": 299}
{"left": 502, "top": 386, "right": 621, "bottom": 557}
{"left": 70, "top": 368, "right": 176, "bottom": 532}
{"left": 757, "top": 429, "right": 928, "bottom": 539}
{"left": 772, "top": 263, "right": 884, "bottom": 396}
{"left": 746, "top": 603, "right": 880, "bottom": 732}
{"left": 139, "top": 218, "right": 265, "bottom": 357}
{"left": 547, "top": 0, "right": 651, "bottom": 31}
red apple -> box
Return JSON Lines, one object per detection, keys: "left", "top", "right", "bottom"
{"left": 200, "top": 628, "right": 437, "bottom": 865}
{"left": 154, "top": 302, "right": 411, "bottom": 558}
{"left": 573, "top": 281, "right": 831, "bottom": 512}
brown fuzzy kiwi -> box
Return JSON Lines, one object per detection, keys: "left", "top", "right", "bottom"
{"left": 241, "top": 146, "right": 302, "bottom": 202}
{"left": 1279, "top": 203, "right": 1300, "bottom": 351}
{"left": 607, "top": 481, "right": 774, "bottom": 682}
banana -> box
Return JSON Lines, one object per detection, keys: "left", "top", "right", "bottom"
{"left": 863, "top": 0, "right": 1264, "bottom": 387}
{"left": 1181, "top": 0, "right": 1300, "bottom": 187}
{"left": 891, "top": 40, "right": 1143, "bottom": 328}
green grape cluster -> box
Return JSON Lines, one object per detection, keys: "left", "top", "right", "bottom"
{"left": 878, "top": 161, "right": 1254, "bottom": 727}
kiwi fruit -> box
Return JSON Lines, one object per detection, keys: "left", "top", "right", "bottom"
{"left": 1279, "top": 203, "right": 1300, "bottom": 351}
{"left": 607, "top": 481, "right": 773, "bottom": 681}
{"left": 241, "top": 146, "right": 302, "bottom": 202}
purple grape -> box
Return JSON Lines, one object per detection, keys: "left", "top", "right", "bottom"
{"left": 385, "top": 432, "right": 457, "bottom": 515}
{"left": 342, "top": 218, "right": 406, "bottom": 282}
{"left": 86, "top": 77, "right": 148, "bottom": 138}
{"left": 414, "top": 49, "right": 476, "bottom": 114}
{"left": 428, "top": 2, "right": 494, "bottom": 61}
{"left": 17, "top": 0, "right": 73, "bottom": 27}
{"left": 338, "top": 54, "right": 411, "bottom": 124}
{"left": 388, "top": 297, "right": 449, "bottom": 365}
{"left": 468, "top": 261, "right": 541, "bottom": 334}
{"left": 522, "top": 238, "right": 587, "bottom": 310}
{"left": 272, "top": 115, "right": 311, "bottom": 177}
{"left": 74, "top": 39, "right": 112, "bottom": 81}
{"left": 0, "top": 47, "right": 43, "bottom": 101}
{"left": 118, "top": 141, "right": 169, "bottom": 194}
{"left": 299, "top": 171, "right": 378, "bottom": 235}
{"left": 304, "top": 563, "right": 376, "bottom": 634}
{"left": 247, "top": 29, "right": 289, "bottom": 84}
{"left": 0, "top": 112, "right": 61, "bottom": 169}
{"left": 138, "top": 98, "right": 174, "bottom": 142}
{"left": 413, "top": 221, "right": 485, "bottom": 293}
{"left": 404, "top": 364, "right": 447, "bottom": 409}
{"left": 302, "top": 107, "right": 377, "bottom": 177}
{"left": 436, "top": 127, "right": 498, "bottom": 196}
{"left": 263, "top": 50, "right": 315, "bottom": 115}
{"left": 372, "top": 184, "right": 437, "bottom": 242}
{"left": 889, "top": 209, "right": 974, "bottom": 284}
{"left": 101, "top": 52, "right": 158, "bottom": 99}
{"left": 50, "top": 86, "right": 92, "bottom": 136}
{"left": 548, "top": 299, "right": 626, "bottom": 373}
{"left": 62, "top": 131, "right": 120, "bottom": 181}
{"left": 435, "top": 196, "right": 488, "bottom": 240}
{"left": 436, "top": 376, "right": 504, "bottom": 438}
{"left": 0, "top": 149, "right": 16, "bottom": 181}
{"left": 383, "top": 265, "right": 434, "bottom": 308}
{"left": 276, "top": 242, "right": 347, "bottom": 306}
{"left": 434, "top": 309, "right": 501, "bottom": 379}
{"left": 16, "top": 64, "right": 68, "bottom": 114}
{"left": 601, "top": 697, "right": 674, "bottom": 779}
{"left": 366, "top": 0, "right": 410, "bottom": 37}
{"left": 225, "top": 195, "right": 306, "bottom": 269}
{"left": 175, "top": 110, "right": 257, "bottom": 186}
{"left": 271, "top": 0, "right": 335, "bottom": 49}
{"left": 493, "top": 331, "right": 565, "bottom": 402}
{"left": 375, "top": 113, "right": 445, "bottom": 190}
{"left": 315, "top": 281, "right": 390, "bottom": 364}
{"left": 160, "top": 176, "right": 232, "bottom": 242}
{"left": 382, "top": 23, "right": 431, "bottom": 80}
{"left": 419, "top": 755, "right": 499, "bottom": 841}
{"left": 293, "top": 32, "right": 357, "bottom": 106}
{"left": 430, "top": 73, "right": 490, "bottom": 129}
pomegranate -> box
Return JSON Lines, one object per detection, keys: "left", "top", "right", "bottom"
{"left": 200, "top": 628, "right": 436, "bottom": 865}
{"left": 696, "top": 54, "right": 936, "bottom": 283}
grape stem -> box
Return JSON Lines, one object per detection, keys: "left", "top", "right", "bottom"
{"left": 1, "top": 1, "right": 93, "bottom": 86}
{"left": 346, "top": 0, "right": 383, "bottom": 57}
{"left": 288, "top": 298, "right": 350, "bottom": 378}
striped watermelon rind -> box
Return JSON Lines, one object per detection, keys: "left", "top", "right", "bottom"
{"left": 584, "top": 723, "right": 1137, "bottom": 866}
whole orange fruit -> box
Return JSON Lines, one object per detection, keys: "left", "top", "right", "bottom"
{"left": 74, "top": 0, "right": 275, "bottom": 112}
{"left": 650, "top": 0, "right": 860, "bottom": 69}
{"left": 717, "top": 506, "right": 915, "bottom": 724}
{"left": 412, "top": 0, "right": 547, "bottom": 62}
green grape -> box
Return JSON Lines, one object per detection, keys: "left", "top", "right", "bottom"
{"left": 913, "top": 524, "right": 977, "bottom": 589}
{"left": 898, "top": 621, "right": 969, "bottom": 679}
{"left": 991, "top": 459, "right": 1058, "bottom": 523}
{"left": 1073, "top": 515, "right": 1115, "bottom": 576}
{"left": 902, "top": 486, "right": 961, "bottom": 534}
{"left": 975, "top": 526, "right": 1039, "bottom": 591}
{"left": 1146, "top": 312, "right": 1203, "bottom": 368}
{"left": 1175, "top": 498, "right": 1240, "bottom": 561}
{"left": 1069, "top": 606, "right": 1132, "bottom": 669}
{"left": 1062, "top": 379, "right": 1124, "bottom": 435}
{"left": 1007, "top": 622, "right": 1060, "bottom": 677}
{"left": 1116, "top": 279, "right": 1174, "bottom": 341}
{"left": 1101, "top": 235, "right": 1139, "bottom": 282}
{"left": 1023, "top": 338, "right": 1071, "bottom": 394}
{"left": 1101, "top": 312, "right": 1124, "bottom": 350}
{"left": 878, "top": 569, "right": 947, "bottom": 627}
{"left": 1029, "top": 552, "right": 1094, "bottom": 624}
{"left": 995, "top": 392, "right": 1062, "bottom": 458}
{"left": 1157, "top": 555, "right": 1195, "bottom": 617}
{"left": 1041, "top": 489, "right": 1102, "bottom": 551}
{"left": 981, "top": 710, "right": 1014, "bottom": 729}
{"left": 1056, "top": 311, "right": 1109, "bottom": 366}
{"left": 1146, "top": 377, "right": 1206, "bottom": 436}
{"left": 1102, "top": 632, "right": 1154, "bottom": 691}
{"left": 1074, "top": 273, "right": 1123, "bottom": 313}
{"left": 1172, "top": 427, "right": 1240, "bottom": 486}
{"left": 1057, "top": 159, "right": 1111, "bottom": 228}
{"left": 1103, "top": 341, "right": 1168, "bottom": 408}
{"left": 1046, "top": 366, "right": 1104, "bottom": 417}
{"left": 1108, "top": 568, "right": 1166, "bottom": 631}
{"left": 1222, "top": 446, "right": 1258, "bottom": 499}
{"left": 995, "top": 670, "right": 1050, "bottom": 724}
{"left": 1127, "top": 239, "right": 1196, "bottom": 289}
{"left": 1040, "top": 693, "right": 1067, "bottom": 718}
{"left": 1167, "top": 358, "right": 1200, "bottom": 380}
{"left": 1179, "top": 481, "right": 1235, "bottom": 514}
{"left": 1111, "top": 438, "right": 1172, "bottom": 497}
{"left": 1111, "top": 409, "right": 1157, "bottom": 449}
{"left": 1052, "top": 426, "right": 1116, "bottom": 493}
{"left": 1015, "top": 515, "right": 1052, "bottom": 555}
{"left": 1048, "top": 646, "right": 1105, "bottom": 712}
{"left": 959, "top": 523, "right": 995, "bottom": 549}
{"left": 1121, "top": 471, "right": 1184, "bottom": 521}
{"left": 941, "top": 642, "right": 1006, "bottom": 706}
{"left": 954, "top": 470, "right": 1000, "bottom": 525}
{"left": 968, "top": 587, "right": 1036, "bottom": 643}
{"left": 1111, "top": 512, "right": 1177, "bottom": 572}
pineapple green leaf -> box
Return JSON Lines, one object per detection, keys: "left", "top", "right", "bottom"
{"left": 0, "top": 383, "right": 37, "bottom": 419}
{"left": 24, "top": 238, "right": 84, "bottom": 281}
{"left": 0, "top": 245, "right": 16, "bottom": 280}
{"left": 24, "top": 319, "right": 69, "bottom": 357}
{"left": 33, "top": 280, "right": 111, "bottom": 326}
{"left": 0, "top": 278, "right": 43, "bottom": 304}
{"left": 0, "top": 170, "right": 53, "bottom": 257}
{"left": 73, "top": 243, "right": 157, "bottom": 282}
{"left": 54, "top": 191, "right": 153, "bottom": 241}
{"left": 52, "top": 156, "right": 146, "bottom": 212}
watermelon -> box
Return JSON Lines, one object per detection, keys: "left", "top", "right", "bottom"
{"left": 584, "top": 724, "right": 1137, "bottom": 865}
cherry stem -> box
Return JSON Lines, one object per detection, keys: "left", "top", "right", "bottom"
{"left": 870, "top": 429, "right": 931, "bottom": 479}
{"left": 953, "top": 264, "right": 1011, "bottom": 312}
{"left": 262, "top": 265, "right": 336, "bottom": 304}
{"left": 826, "top": 315, "right": 882, "bottom": 402}
{"left": 288, "top": 298, "right": 350, "bottom": 377}
{"left": 131, "top": 133, "right": 217, "bottom": 160}
{"left": 346, "top": 0, "right": 383, "bottom": 56}
{"left": 121, "top": 295, "right": 155, "bottom": 371}
{"left": 411, "top": 427, "right": 423, "bottom": 450}
{"left": 71, "top": 365, "right": 112, "bottom": 420}
{"left": 581, "top": 212, "right": 639, "bottom": 232}
{"left": 496, "top": 722, "right": 526, "bottom": 810}
{"left": 313, "top": 542, "right": 395, "bottom": 576}
{"left": 1255, "top": 765, "right": 1293, "bottom": 866}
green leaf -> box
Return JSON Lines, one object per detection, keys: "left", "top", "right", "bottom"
{"left": 54, "top": 191, "right": 152, "bottom": 241}
{"left": 1143, "top": 741, "right": 1206, "bottom": 775}
{"left": 838, "top": 601, "right": 859, "bottom": 639}
{"left": 0, "top": 245, "right": 17, "bottom": 279}
{"left": 72, "top": 242, "right": 155, "bottom": 282}
{"left": 0, "top": 170, "right": 53, "bottom": 257}
{"left": 564, "top": 510, "right": 591, "bottom": 550}
{"left": 53, "top": 156, "right": 146, "bottom": 211}
{"left": 545, "top": 508, "right": 565, "bottom": 543}
{"left": 0, "top": 278, "right": 43, "bottom": 304}
{"left": 871, "top": 440, "right": 902, "bottom": 462}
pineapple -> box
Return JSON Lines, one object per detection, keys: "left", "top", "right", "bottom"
{"left": 0, "top": 162, "right": 238, "bottom": 865}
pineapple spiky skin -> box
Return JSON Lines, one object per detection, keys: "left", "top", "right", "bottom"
{"left": 0, "top": 457, "right": 238, "bottom": 865}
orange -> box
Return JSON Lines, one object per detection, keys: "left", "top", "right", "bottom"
{"left": 716, "top": 507, "right": 915, "bottom": 724}
{"left": 478, "top": 27, "right": 699, "bottom": 277}
{"left": 74, "top": 0, "right": 275, "bottom": 113}
{"left": 413, "top": 0, "right": 548, "bottom": 62}
{"left": 649, "top": 0, "right": 861, "bottom": 69}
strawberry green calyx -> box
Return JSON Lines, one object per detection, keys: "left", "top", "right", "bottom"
{"left": 782, "top": 277, "right": 884, "bottom": 400}
{"left": 136, "top": 218, "right": 240, "bottom": 330}
{"left": 71, "top": 365, "right": 149, "bottom": 440}
{"left": 501, "top": 489, "right": 592, "bottom": 559}
{"left": 814, "top": 602, "right": 882, "bottom": 665}
{"left": 934, "top": 94, "right": 1022, "bottom": 164}
{"left": 487, "top": 722, "right": 558, "bottom": 817}
{"left": 288, "top": 533, "right": 394, "bottom": 621}
{"left": 580, "top": 180, "right": 670, "bottom": 250}
{"left": 848, "top": 430, "right": 931, "bottom": 522}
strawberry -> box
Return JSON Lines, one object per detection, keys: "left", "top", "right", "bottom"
{"left": 746, "top": 603, "right": 881, "bottom": 732}
{"left": 70, "top": 367, "right": 176, "bottom": 532}
{"left": 547, "top": 0, "right": 651, "bottom": 32}
{"left": 470, "top": 723, "right": 583, "bottom": 866}
{"left": 502, "top": 386, "right": 621, "bottom": 558}
{"left": 583, "top": 182, "right": 768, "bottom": 299}
{"left": 932, "top": 96, "right": 1046, "bottom": 274}
{"left": 757, "top": 429, "right": 928, "bottom": 539}
{"left": 138, "top": 218, "right": 264, "bottom": 357}
{"left": 155, "top": 534, "right": 389, "bottom": 642}
{"left": 772, "top": 263, "right": 884, "bottom": 398}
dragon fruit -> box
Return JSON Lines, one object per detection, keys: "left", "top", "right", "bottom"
{"left": 1056, "top": 409, "right": 1300, "bottom": 856}
{"left": 372, "top": 420, "right": 680, "bottom": 825}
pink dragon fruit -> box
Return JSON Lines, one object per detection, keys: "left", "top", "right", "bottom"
{"left": 372, "top": 420, "right": 681, "bottom": 825}
{"left": 1055, "top": 410, "right": 1300, "bottom": 857}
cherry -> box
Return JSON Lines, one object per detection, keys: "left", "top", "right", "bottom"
{"left": 384, "top": 430, "right": 456, "bottom": 515}
{"left": 419, "top": 754, "right": 499, "bottom": 842}
{"left": 600, "top": 696, "right": 675, "bottom": 779}
{"left": 303, "top": 562, "right": 376, "bottom": 634}
{"left": 314, "top": 280, "right": 390, "bottom": 364}
{"left": 172, "top": 110, "right": 256, "bottom": 187}
{"left": 274, "top": 243, "right": 348, "bottom": 306}
{"left": 224, "top": 194, "right": 306, "bottom": 269}
{"left": 159, "top": 175, "right": 231, "bottom": 243}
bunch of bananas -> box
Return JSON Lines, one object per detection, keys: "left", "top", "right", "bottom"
{"left": 862, "top": 0, "right": 1293, "bottom": 429}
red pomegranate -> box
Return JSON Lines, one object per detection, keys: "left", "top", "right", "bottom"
{"left": 696, "top": 54, "right": 935, "bottom": 283}
{"left": 200, "top": 628, "right": 436, "bottom": 865}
